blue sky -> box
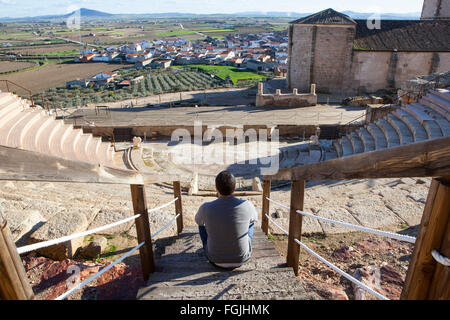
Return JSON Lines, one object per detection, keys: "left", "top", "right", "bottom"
{"left": 0, "top": 0, "right": 424, "bottom": 18}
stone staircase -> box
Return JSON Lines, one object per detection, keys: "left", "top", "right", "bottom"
{"left": 0, "top": 91, "right": 119, "bottom": 168}
{"left": 137, "top": 226, "right": 320, "bottom": 300}
{"left": 329, "top": 89, "right": 450, "bottom": 160}
{"left": 277, "top": 89, "right": 450, "bottom": 166}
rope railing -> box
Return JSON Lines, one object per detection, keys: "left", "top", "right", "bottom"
{"left": 17, "top": 214, "right": 141, "bottom": 255}
{"left": 431, "top": 249, "right": 450, "bottom": 267}
{"left": 264, "top": 213, "right": 389, "bottom": 300}
{"left": 266, "top": 197, "right": 416, "bottom": 244}
{"left": 17, "top": 198, "right": 178, "bottom": 255}
{"left": 53, "top": 199, "right": 180, "bottom": 300}
{"left": 151, "top": 214, "right": 181, "bottom": 239}
{"left": 56, "top": 212, "right": 181, "bottom": 300}
{"left": 55, "top": 241, "right": 146, "bottom": 300}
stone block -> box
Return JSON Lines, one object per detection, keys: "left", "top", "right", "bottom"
{"left": 29, "top": 211, "right": 88, "bottom": 260}
{"left": 3, "top": 209, "right": 46, "bottom": 246}
{"left": 80, "top": 237, "right": 108, "bottom": 258}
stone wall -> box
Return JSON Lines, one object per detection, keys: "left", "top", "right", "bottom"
{"left": 421, "top": 0, "right": 450, "bottom": 19}
{"left": 256, "top": 82, "right": 317, "bottom": 107}
{"left": 288, "top": 24, "right": 355, "bottom": 94}
{"left": 287, "top": 24, "right": 314, "bottom": 92}
{"left": 350, "top": 51, "right": 450, "bottom": 94}
{"left": 288, "top": 16, "right": 450, "bottom": 95}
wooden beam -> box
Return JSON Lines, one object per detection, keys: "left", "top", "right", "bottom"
{"left": 286, "top": 180, "right": 305, "bottom": 276}
{"left": 401, "top": 177, "right": 450, "bottom": 300}
{"left": 0, "top": 217, "right": 34, "bottom": 300}
{"left": 261, "top": 180, "right": 271, "bottom": 235}
{"left": 173, "top": 181, "right": 184, "bottom": 235}
{"left": 265, "top": 137, "right": 450, "bottom": 181}
{"left": 130, "top": 184, "right": 155, "bottom": 281}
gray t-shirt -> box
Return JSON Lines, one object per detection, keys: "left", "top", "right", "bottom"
{"left": 195, "top": 196, "right": 258, "bottom": 264}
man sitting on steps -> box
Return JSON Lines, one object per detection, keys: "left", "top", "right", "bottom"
{"left": 195, "top": 170, "right": 258, "bottom": 269}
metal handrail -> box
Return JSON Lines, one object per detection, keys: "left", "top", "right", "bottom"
{"left": 0, "top": 80, "right": 35, "bottom": 107}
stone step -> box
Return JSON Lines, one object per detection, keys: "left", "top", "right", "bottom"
{"left": 62, "top": 129, "right": 83, "bottom": 161}
{"left": 22, "top": 115, "right": 52, "bottom": 150}
{"left": 386, "top": 114, "right": 414, "bottom": 145}
{"left": 332, "top": 141, "right": 342, "bottom": 158}
{"left": 426, "top": 93, "right": 450, "bottom": 113}
{"left": 0, "top": 92, "right": 13, "bottom": 105}
{"left": 48, "top": 124, "right": 73, "bottom": 159}
{"left": 432, "top": 89, "right": 450, "bottom": 103}
{"left": 422, "top": 120, "right": 444, "bottom": 139}
{"left": 145, "top": 266, "right": 294, "bottom": 284}
{"left": 0, "top": 95, "right": 17, "bottom": 115}
{"left": 307, "top": 149, "right": 322, "bottom": 163}
{"left": 87, "top": 137, "right": 103, "bottom": 164}
{"left": 420, "top": 97, "right": 450, "bottom": 121}
{"left": 339, "top": 136, "right": 353, "bottom": 156}
{"left": 75, "top": 134, "right": 93, "bottom": 163}
{"left": 0, "top": 100, "right": 23, "bottom": 128}
{"left": 6, "top": 109, "right": 46, "bottom": 148}
{"left": 357, "top": 128, "right": 375, "bottom": 152}
{"left": 375, "top": 118, "right": 400, "bottom": 148}
{"left": 394, "top": 109, "right": 428, "bottom": 141}
{"left": 405, "top": 105, "right": 434, "bottom": 122}
{"left": 410, "top": 102, "right": 445, "bottom": 121}
{"left": 348, "top": 132, "right": 364, "bottom": 154}
{"left": 138, "top": 279, "right": 317, "bottom": 300}
{"left": 402, "top": 105, "right": 443, "bottom": 139}
{"left": 367, "top": 123, "right": 387, "bottom": 150}
{"left": 323, "top": 150, "right": 338, "bottom": 161}
{"left": 0, "top": 110, "right": 30, "bottom": 145}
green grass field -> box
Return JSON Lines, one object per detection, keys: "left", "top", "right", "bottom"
{"left": 43, "top": 49, "right": 79, "bottom": 56}
{"left": 182, "top": 65, "right": 267, "bottom": 84}
{"left": 155, "top": 30, "right": 196, "bottom": 37}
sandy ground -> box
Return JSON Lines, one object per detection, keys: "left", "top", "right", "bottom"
{"left": 1, "top": 175, "right": 428, "bottom": 300}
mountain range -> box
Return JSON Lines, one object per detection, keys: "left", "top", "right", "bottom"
{"left": 0, "top": 7, "right": 421, "bottom": 21}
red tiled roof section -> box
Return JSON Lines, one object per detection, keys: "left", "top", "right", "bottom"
{"left": 354, "top": 19, "right": 450, "bottom": 52}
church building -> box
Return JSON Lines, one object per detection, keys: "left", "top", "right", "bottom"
{"left": 287, "top": 0, "right": 450, "bottom": 95}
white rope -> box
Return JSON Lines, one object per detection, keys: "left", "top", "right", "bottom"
{"left": 17, "top": 198, "right": 178, "bottom": 255}
{"left": 151, "top": 214, "right": 180, "bottom": 238}
{"left": 293, "top": 238, "right": 389, "bottom": 300}
{"left": 266, "top": 197, "right": 416, "bottom": 244}
{"left": 17, "top": 214, "right": 141, "bottom": 255}
{"left": 148, "top": 198, "right": 178, "bottom": 213}
{"left": 431, "top": 249, "right": 450, "bottom": 267}
{"left": 296, "top": 210, "right": 416, "bottom": 244}
{"left": 265, "top": 214, "right": 289, "bottom": 236}
{"left": 55, "top": 241, "right": 145, "bottom": 300}
{"left": 265, "top": 209, "right": 389, "bottom": 300}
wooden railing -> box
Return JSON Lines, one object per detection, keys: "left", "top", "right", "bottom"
{"left": 0, "top": 146, "right": 184, "bottom": 300}
{"left": 262, "top": 136, "right": 450, "bottom": 300}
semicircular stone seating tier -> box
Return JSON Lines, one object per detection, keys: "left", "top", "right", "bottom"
{"left": 277, "top": 89, "right": 450, "bottom": 166}
{"left": 0, "top": 91, "right": 119, "bottom": 168}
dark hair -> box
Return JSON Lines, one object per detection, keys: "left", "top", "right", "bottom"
{"left": 215, "top": 171, "right": 236, "bottom": 196}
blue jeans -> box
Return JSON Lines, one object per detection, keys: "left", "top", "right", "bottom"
{"left": 199, "top": 222, "right": 255, "bottom": 260}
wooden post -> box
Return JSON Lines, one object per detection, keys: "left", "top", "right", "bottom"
{"left": 0, "top": 216, "right": 35, "bottom": 300}
{"left": 261, "top": 180, "right": 271, "bottom": 235}
{"left": 401, "top": 177, "right": 450, "bottom": 300}
{"left": 173, "top": 181, "right": 183, "bottom": 235}
{"left": 130, "top": 184, "right": 155, "bottom": 281}
{"left": 286, "top": 180, "right": 305, "bottom": 276}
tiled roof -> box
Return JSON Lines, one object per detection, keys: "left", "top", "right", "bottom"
{"left": 290, "top": 8, "right": 356, "bottom": 25}
{"left": 354, "top": 19, "right": 450, "bottom": 51}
